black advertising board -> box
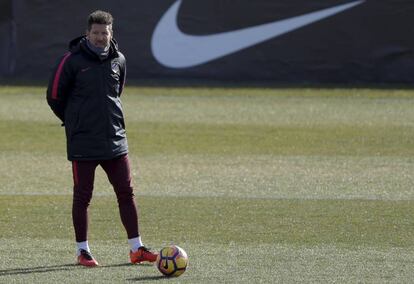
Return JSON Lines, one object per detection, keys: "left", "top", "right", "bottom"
{"left": 1, "top": 0, "right": 413, "bottom": 84}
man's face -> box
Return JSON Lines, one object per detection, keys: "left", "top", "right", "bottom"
{"left": 86, "top": 23, "right": 112, "bottom": 48}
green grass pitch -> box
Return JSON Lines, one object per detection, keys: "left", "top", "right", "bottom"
{"left": 0, "top": 86, "right": 414, "bottom": 283}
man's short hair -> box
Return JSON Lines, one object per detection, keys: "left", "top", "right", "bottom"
{"left": 87, "top": 10, "right": 113, "bottom": 31}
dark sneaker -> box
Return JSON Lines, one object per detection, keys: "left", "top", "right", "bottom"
{"left": 130, "top": 246, "right": 158, "bottom": 264}
{"left": 77, "top": 249, "right": 99, "bottom": 267}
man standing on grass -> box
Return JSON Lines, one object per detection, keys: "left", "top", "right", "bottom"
{"left": 46, "top": 10, "right": 157, "bottom": 267}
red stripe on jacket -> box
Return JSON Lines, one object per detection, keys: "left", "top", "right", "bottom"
{"left": 51, "top": 52, "right": 71, "bottom": 100}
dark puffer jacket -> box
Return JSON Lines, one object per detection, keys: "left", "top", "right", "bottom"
{"left": 47, "top": 36, "right": 128, "bottom": 161}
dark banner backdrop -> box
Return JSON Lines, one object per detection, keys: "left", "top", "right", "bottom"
{"left": 1, "top": 0, "right": 413, "bottom": 83}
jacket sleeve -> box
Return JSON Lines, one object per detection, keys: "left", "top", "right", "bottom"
{"left": 119, "top": 57, "right": 127, "bottom": 96}
{"left": 46, "top": 52, "right": 73, "bottom": 123}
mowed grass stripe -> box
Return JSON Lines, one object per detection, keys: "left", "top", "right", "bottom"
{"left": 1, "top": 195, "right": 413, "bottom": 248}
{"left": 1, "top": 119, "right": 413, "bottom": 156}
{"left": 1, "top": 239, "right": 414, "bottom": 283}
{"left": 1, "top": 153, "right": 413, "bottom": 200}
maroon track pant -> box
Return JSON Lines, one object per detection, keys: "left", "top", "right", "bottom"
{"left": 71, "top": 154, "right": 139, "bottom": 242}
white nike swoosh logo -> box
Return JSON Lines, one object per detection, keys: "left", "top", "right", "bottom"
{"left": 151, "top": 0, "right": 364, "bottom": 68}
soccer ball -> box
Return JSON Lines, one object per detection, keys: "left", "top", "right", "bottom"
{"left": 156, "top": 245, "right": 188, "bottom": 277}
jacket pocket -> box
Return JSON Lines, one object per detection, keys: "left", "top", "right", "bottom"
{"left": 66, "top": 97, "right": 86, "bottom": 140}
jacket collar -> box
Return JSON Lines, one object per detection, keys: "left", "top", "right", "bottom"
{"left": 68, "top": 36, "right": 119, "bottom": 61}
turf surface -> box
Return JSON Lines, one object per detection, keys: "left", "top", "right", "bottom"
{"left": 0, "top": 86, "right": 413, "bottom": 283}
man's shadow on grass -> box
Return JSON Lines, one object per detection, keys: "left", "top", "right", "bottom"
{"left": 0, "top": 262, "right": 153, "bottom": 277}
{"left": 127, "top": 275, "right": 166, "bottom": 281}
{"left": 0, "top": 264, "right": 79, "bottom": 276}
